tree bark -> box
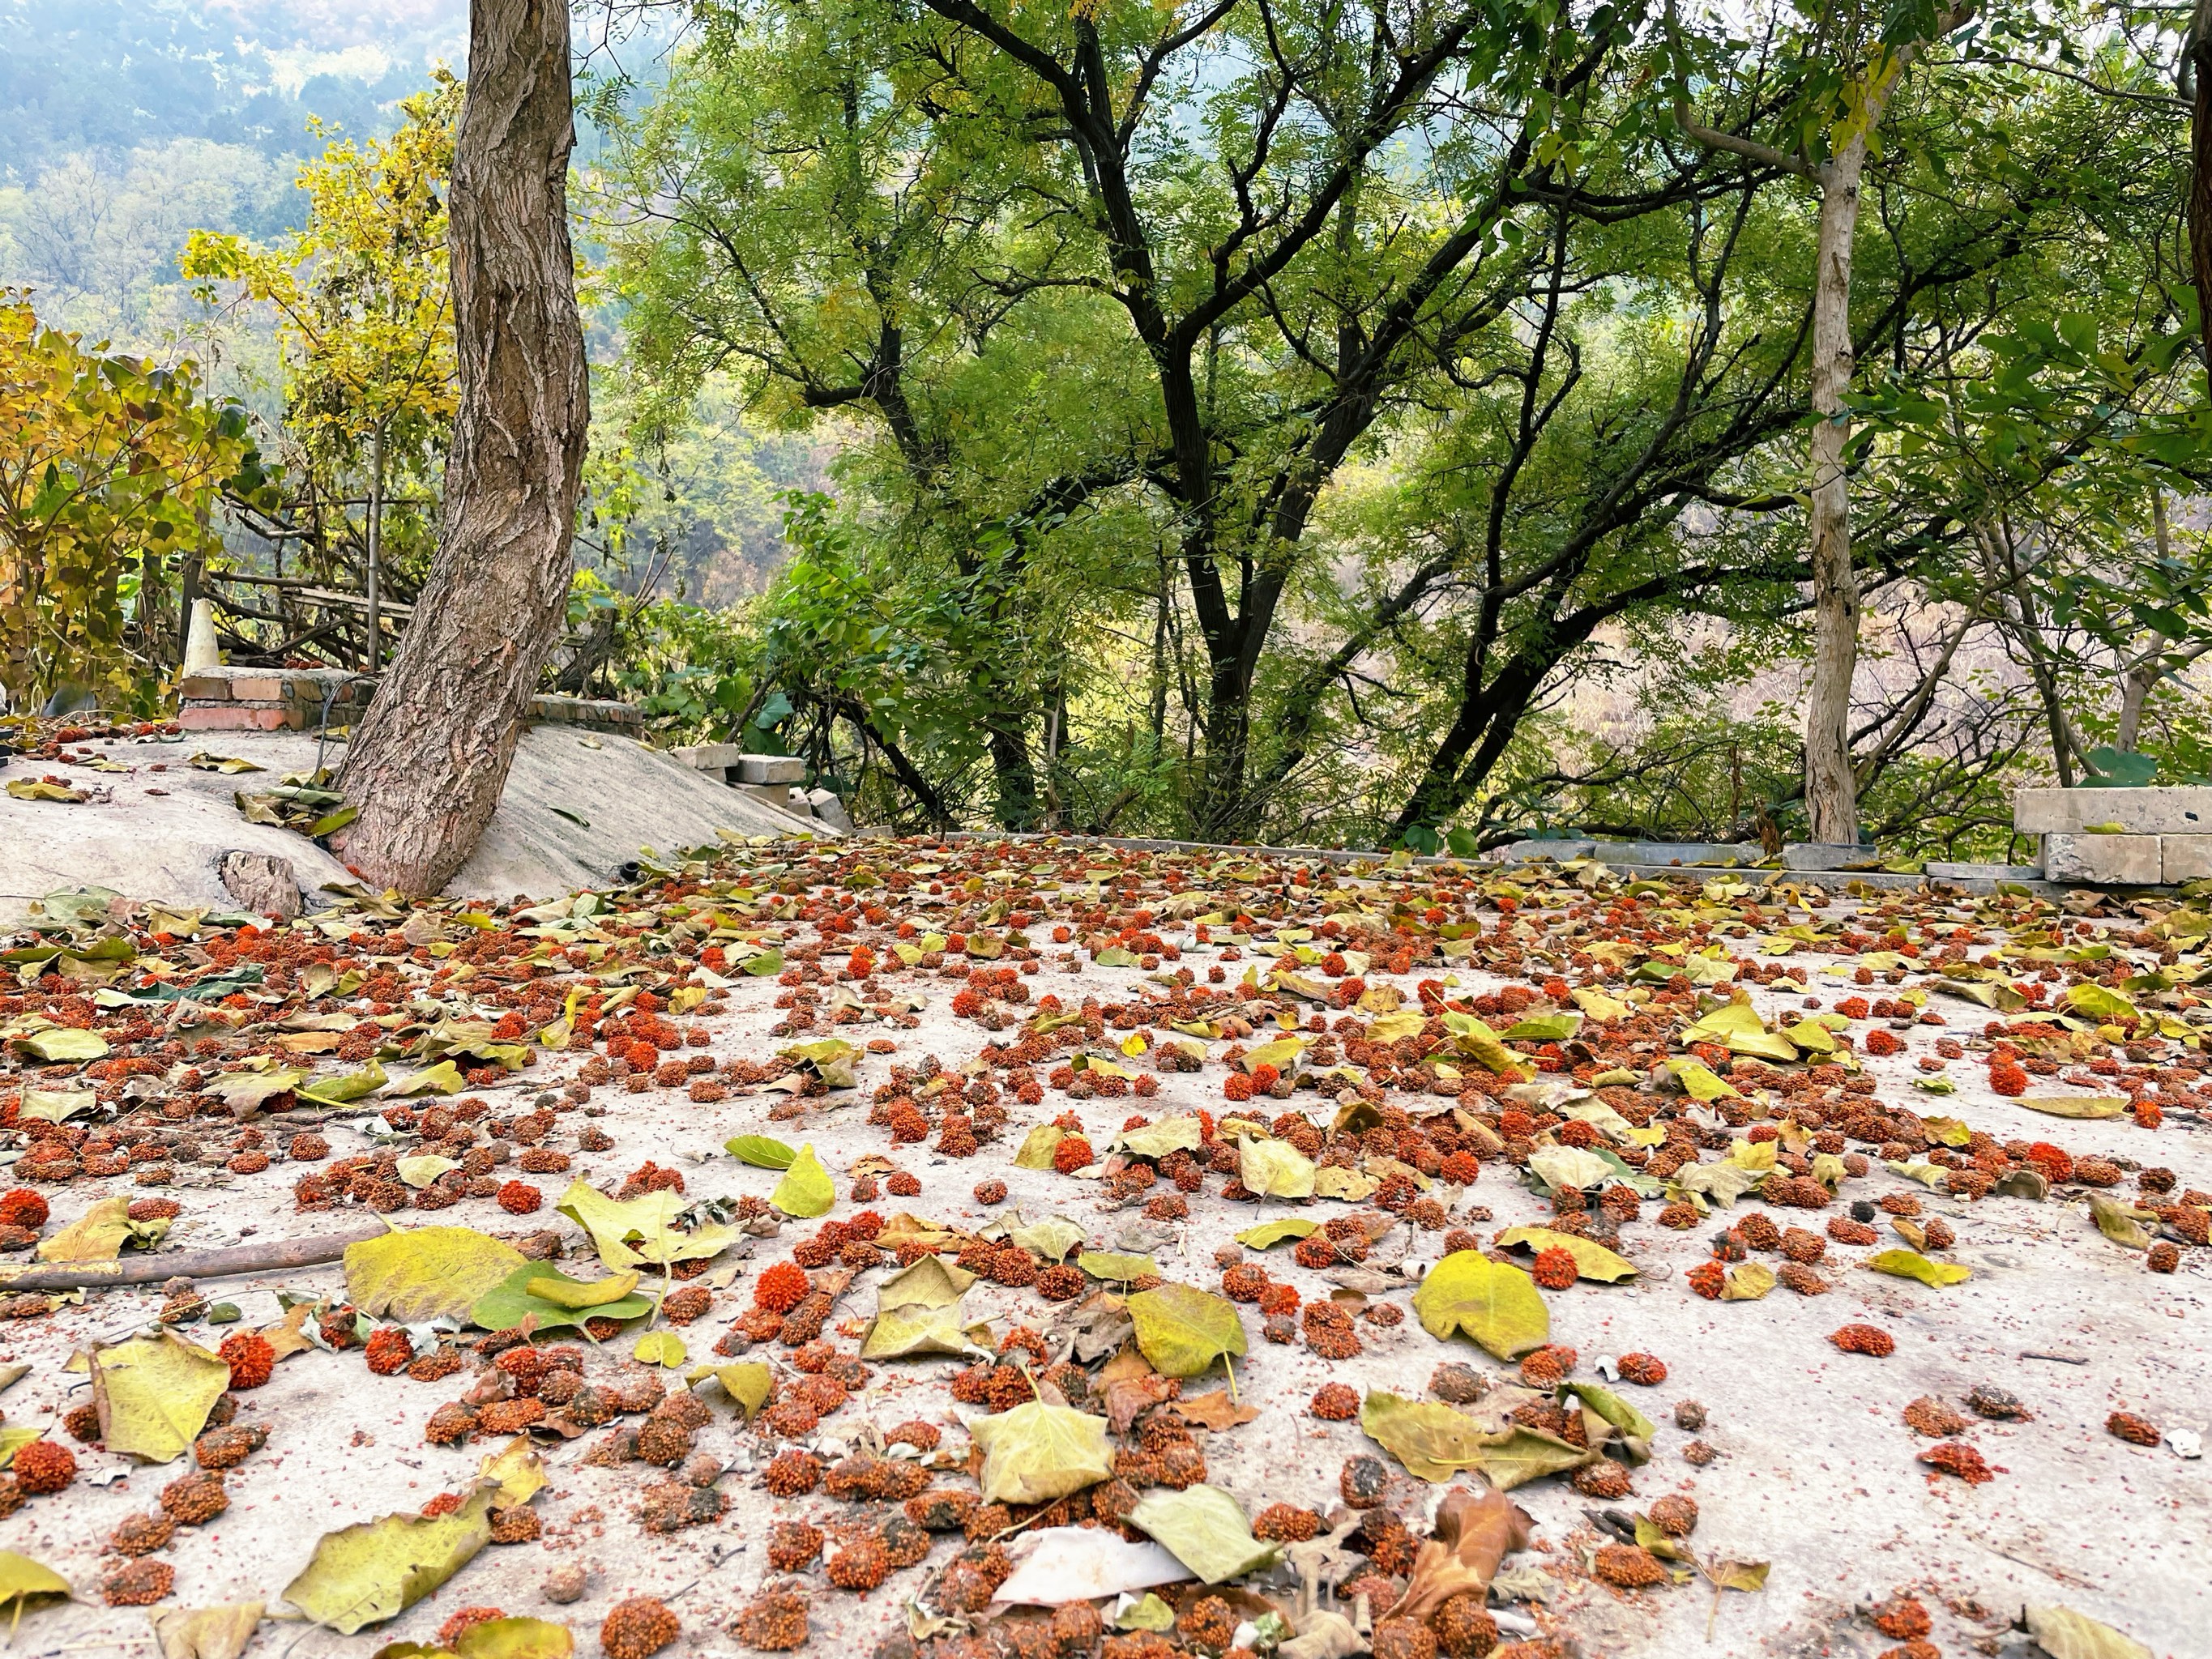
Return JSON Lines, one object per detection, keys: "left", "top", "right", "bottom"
{"left": 2116, "top": 491, "right": 2172, "bottom": 752}
{"left": 1801, "top": 133, "right": 1872, "bottom": 847}
{"left": 1676, "top": 9, "right": 1971, "bottom": 845}
{"left": 2191, "top": 0, "right": 2212, "bottom": 371}
{"left": 364, "top": 418, "right": 386, "bottom": 673}
{"left": 335, "top": 0, "right": 588, "bottom": 896}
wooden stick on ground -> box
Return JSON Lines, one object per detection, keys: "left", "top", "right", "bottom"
{"left": 0, "top": 1226, "right": 385, "bottom": 1293}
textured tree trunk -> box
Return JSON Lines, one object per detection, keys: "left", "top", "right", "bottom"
{"left": 2116, "top": 492, "right": 2175, "bottom": 752}
{"left": 2192, "top": 2, "right": 2212, "bottom": 370}
{"left": 1801, "top": 131, "right": 1869, "bottom": 848}
{"left": 363, "top": 419, "right": 386, "bottom": 672}
{"left": 335, "top": 0, "right": 588, "bottom": 896}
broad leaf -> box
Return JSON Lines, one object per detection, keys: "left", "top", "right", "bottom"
{"left": 1412, "top": 1251, "right": 1550, "bottom": 1360}
{"left": 1125, "top": 1486, "right": 1280, "bottom": 1584}
{"left": 2022, "top": 1605, "right": 2152, "bottom": 1659}
{"left": 1866, "top": 1248, "right": 1972, "bottom": 1286}
{"left": 1360, "top": 1391, "right": 1490, "bottom": 1482}
{"left": 1238, "top": 1135, "right": 1316, "bottom": 1199}
{"left": 725, "top": 1135, "right": 796, "bottom": 1169}
{"left": 1496, "top": 1226, "right": 1637, "bottom": 1283}
{"left": 346, "top": 1227, "right": 527, "bottom": 1324}
{"left": 969, "top": 1400, "right": 1114, "bottom": 1505}
{"left": 89, "top": 1331, "right": 232, "bottom": 1463}
{"left": 283, "top": 1490, "right": 494, "bottom": 1634}
{"left": 1126, "top": 1283, "right": 1246, "bottom": 1378}
{"left": 769, "top": 1143, "right": 835, "bottom": 1218}
{"left": 471, "top": 1265, "right": 653, "bottom": 1333}
{"left": 1235, "top": 1218, "right": 1317, "bottom": 1249}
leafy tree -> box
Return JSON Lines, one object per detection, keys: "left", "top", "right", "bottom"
{"left": 183, "top": 75, "right": 462, "bottom": 665}
{"left": 600, "top": 0, "right": 2197, "bottom": 851}
{"left": 0, "top": 292, "right": 267, "bottom": 712}
{"left": 1669, "top": 0, "right": 1977, "bottom": 846}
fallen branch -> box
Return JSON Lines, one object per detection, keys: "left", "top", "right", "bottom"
{"left": 0, "top": 1225, "right": 385, "bottom": 1292}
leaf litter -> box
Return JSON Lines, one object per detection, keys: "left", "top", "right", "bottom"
{"left": 0, "top": 835, "right": 2199, "bottom": 1658}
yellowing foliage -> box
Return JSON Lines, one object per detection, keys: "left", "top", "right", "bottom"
{"left": 0, "top": 293, "right": 258, "bottom": 710}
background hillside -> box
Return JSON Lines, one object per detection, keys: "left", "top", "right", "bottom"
{"left": 0, "top": 0, "right": 466, "bottom": 339}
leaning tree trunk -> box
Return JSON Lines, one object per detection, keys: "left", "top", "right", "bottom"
{"left": 1800, "top": 131, "right": 1871, "bottom": 849}
{"left": 335, "top": 0, "right": 588, "bottom": 895}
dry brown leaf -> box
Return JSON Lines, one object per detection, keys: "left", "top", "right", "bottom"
{"left": 1101, "top": 1372, "right": 1180, "bottom": 1436}
{"left": 1171, "top": 1391, "right": 1260, "bottom": 1431}
{"left": 1385, "top": 1487, "right": 1533, "bottom": 1623}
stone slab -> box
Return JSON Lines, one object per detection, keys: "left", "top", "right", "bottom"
{"left": 1598, "top": 841, "right": 1766, "bottom": 867}
{"left": 805, "top": 787, "right": 855, "bottom": 834}
{"left": 2042, "top": 832, "right": 2164, "bottom": 885}
{"left": 1490, "top": 838, "right": 1598, "bottom": 864}
{"left": 0, "top": 722, "right": 834, "bottom": 924}
{"left": 739, "top": 754, "right": 806, "bottom": 785}
{"left": 178, "top": 705, "right": 302, "bottom": 732}
{"left": 669, "top": 743, "right": 746, "bottom": 774}
{"left": 2015, "top": 786, "right": 2212, "bottom": 835}
{"left": 527, "top": 695, "right": 643, "bottom": 730}
{"left": 1924, "top": 862, "right": 2045, "bottom": 884}
{"left": 2163, "top": 836, "right": 2212, "bottom": 884}
{"left": 736, "top": 783, "right": 805, "bottom": 812}
{"left": 1781, "top": 842, "right": 1882, "bottom": 871}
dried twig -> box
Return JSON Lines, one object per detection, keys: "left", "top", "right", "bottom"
{"left": 0, "top": 1226, "right": 385, "bottom": 1292}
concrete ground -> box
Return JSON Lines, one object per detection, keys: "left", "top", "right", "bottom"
{"left": 0, "top": 842, "right": 2200, "bottom": 1659}
{"left": 0, "top": 724, "right": 829, "bottom": 921}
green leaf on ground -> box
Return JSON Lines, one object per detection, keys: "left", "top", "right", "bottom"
{"left": 282, "top": 1490, "right": 493, "bottom": 1634}
{"left": 1125, "top": 1486, "right": 1280, "bottom": 1583}
{"left": 769, "top": 1144, "right": 835, "bottom": 1218}
{"left": 1411, "top": 1251, "right": 1549, "bottom": 1359}
{"left": 346, "top": 1227, "right": 527, "bottom": 1324}
{"left": 1126, "top": 1283, "right": 1246, "bottom": 1378}
{"left": 725, "top": 1135, "right": 796, "bottom": 1169}
{"left": 969, "top": 1400, "right": 1113, "bottom": 1506}
{"left": 1866, "top": 1248, "right": 1973, "bottom": 1286}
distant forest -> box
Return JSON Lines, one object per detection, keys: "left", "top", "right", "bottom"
{"left": 0, "top": 0, "right": 443, "bottom": 174}
{"left": 0, "top": 0, "right": 463, "bottom": 343}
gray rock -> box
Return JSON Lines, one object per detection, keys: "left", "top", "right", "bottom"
{"left": 1781, "top": 842, "right": 1882, "bottom": 871}
{"left": 1597, "top": 841, "right": 1765, "bottom": 866}
{"left": 1924, "top": 861, "right": 2043, "bottom": 883}
{"left": 1490, "top": 838, "right": 1596, "bottom": 863}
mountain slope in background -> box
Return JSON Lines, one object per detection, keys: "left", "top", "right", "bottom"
{"left": 0, "top": 0, "right": 465, "bottom": 174}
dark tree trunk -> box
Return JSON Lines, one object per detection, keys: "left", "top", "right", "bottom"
{"left": 2193, "top": 9, "right": 2212, "bottom": 371}
{"left": 335, "top": 0, "right": 588, "bottom": 895}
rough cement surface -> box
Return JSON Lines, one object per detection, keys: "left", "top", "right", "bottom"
{"left": 0, "top": 723, "right": 828, "bottom": 921}
{"left": 0, "top": 846, "right": 2202, "bottom": 1659}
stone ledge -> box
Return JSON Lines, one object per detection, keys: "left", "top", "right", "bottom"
{"left": 2015, "top": 785, "right": 2212, "bottom": 835}
{"left": 2043, "top": 832, "right": 2163, "bottom": 885}
{"left": 1782, "top": 842, "right": 1885, "bottom": 872}
{"left": 669, "top": 742, "right": 746, "bottom": 774}
{"left": 1924, "top": 861, "right": 2044, "bottom": 884}
{"left": 2163, "top": 836, "right": 2212, "bottom": 884}
{"left": 740, "top": 754, "right": 805, "bottom": 785}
